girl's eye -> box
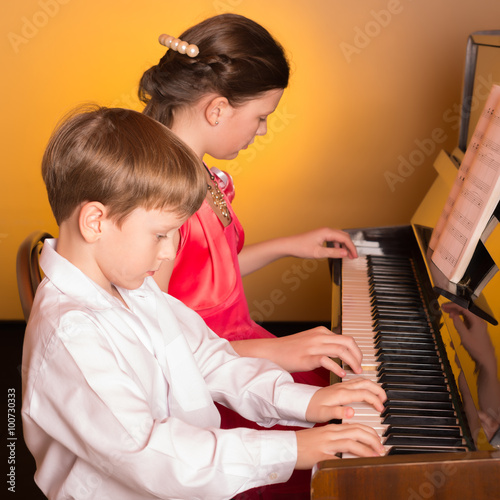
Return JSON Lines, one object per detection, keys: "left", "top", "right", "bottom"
{"left": 156, "top": 234, "right": 167, "bottom": 240}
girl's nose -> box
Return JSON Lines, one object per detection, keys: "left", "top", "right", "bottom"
{"left": 256, "top": 120, "right": 268, "bottom": 136}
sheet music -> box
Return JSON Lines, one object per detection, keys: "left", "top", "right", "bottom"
{"left": 430, "top": 84, "right": 500, "bottom": 283}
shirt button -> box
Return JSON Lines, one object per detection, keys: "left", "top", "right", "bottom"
{"left": 269, "top": 472, "right": 278, "bottom": 481}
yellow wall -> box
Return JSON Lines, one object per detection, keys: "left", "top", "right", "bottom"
{"left": 2, "top": 0, "right": 500, "bottom": 321}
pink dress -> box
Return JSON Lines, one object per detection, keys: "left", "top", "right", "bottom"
{"left": 168, "top": 168, "right": 328, "bottom": 499}
{"left": 169, "top": 168, "right": 275, "bottom": 342}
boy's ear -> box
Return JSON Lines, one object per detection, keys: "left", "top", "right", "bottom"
{"left": 79, "top": 202, "right": 107, "bottom": 242}
{"left": 205, "top": 96, "right": 230, "bottom": 126}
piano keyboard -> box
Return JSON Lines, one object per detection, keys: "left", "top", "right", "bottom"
{"left": 341, "top": 254, "right": 469, "bottom": 458}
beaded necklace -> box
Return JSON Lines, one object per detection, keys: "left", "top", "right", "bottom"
{"left": 205, "top": 166, "right": 230, "bottom": 220}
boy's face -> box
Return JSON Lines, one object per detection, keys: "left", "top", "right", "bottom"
{"left": 96, "top": 207, "right": 186, "bottom": 291}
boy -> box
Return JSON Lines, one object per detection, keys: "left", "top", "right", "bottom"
{"left": 22, "top": 106, "right": 385, "bottom": 500}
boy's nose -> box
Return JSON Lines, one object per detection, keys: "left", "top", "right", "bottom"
{"left": 159, "top": 239, "right": 177, "bottom": 261}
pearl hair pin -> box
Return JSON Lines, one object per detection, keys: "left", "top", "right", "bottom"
{"left": 158, "top": 34, "right": 200, "bottom": 58}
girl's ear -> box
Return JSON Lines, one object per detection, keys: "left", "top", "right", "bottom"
{"left": 204, "top": 96, "right": 230, "bottom": 126}
{"left": 79, "top": 201, "right": 108, "bottom": 243}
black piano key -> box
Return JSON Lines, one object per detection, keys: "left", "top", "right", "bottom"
{"left": 384, "top": 434, "right": 465, "bottom": 447}
{"left": 370, "top": 278, "right": 416, "bottom": 284}
{"left": 371, "top": 291, "right": 421, "bottom": 301}
{"left": 387, "top": 446, "right": 469, "bottom": 455}
{"left": 371, "top": 288, "right": 421, "bottom": 298}
{"left": 382, "top": 383, "right": 449, "bottom": 393}
{"left": 372, "top": 293, "right": 422, "bottom": 301}
{"left": 375, "top": 328, "right": 434, "bottom": 336}
{"left": 377, "top": 362, "right": 444, "bottom": 374}
{"left": 378, "top": 353, "right": 441, "bottom": 364}
{"left": 369, "top": 259, "right": 413, "bottom": 268}
{"left": 385, "top": 389, "right": 451, "bottom": 402}
{"left": 385, "top": 399, "right": 454, "bottom": 410}
{"left": 375, "top": 339, "right": 436, "bottom": 349}
{"left": 373, "top": 312, "right": 428, "bottom": 322}
{"left": 374, "top": 324, "right": 433, "bottom": 334}
{"left": 373, "top": 318, "right": 430, "bottom": 328}
{"left": 381, "top": 406, "right": 456, "bottom": 418}
{"left": 376, "top": 347, "right": 439, "bottom": 357}
{"left": 369, "top": 263, "right": 414, "bottom": 271}
{"left": 371, "top": 279, "right": 416, "bottom": 286}
{"left": 373, "top": 307, "right": 427, "bottom": 318}
{"left": 384, "top": 425, "right": 463, "bottom": 438}
{"left": 370, "top": 297, "right": 422, "bottom": 310}
{"left": 371, "top": 283, "right": 420, "bottom": 293}
{"left": 375, "top": 332, "right": 435, "bottom": 342}
{"left": 382, "top": 414, "right": 458, "bottom": 426}
{"left": 379, "top": 373, "right": 447, "bottom": 386}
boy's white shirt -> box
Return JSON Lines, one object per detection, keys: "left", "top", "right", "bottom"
{"left": 22, "top": 239, "right": 318, "bottom": 500}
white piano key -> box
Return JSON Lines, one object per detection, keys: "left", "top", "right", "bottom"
{"left": 342, "top": 445, "right": 391, "bottom": 460}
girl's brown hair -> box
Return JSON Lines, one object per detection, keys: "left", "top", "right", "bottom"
{"left": 42, "top": 106, "right": 206, "bottom": 225}
{"left": 139, "top": 13, "right": 290, "bottom": 127}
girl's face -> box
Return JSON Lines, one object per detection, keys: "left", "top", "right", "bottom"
{"left": 209, "top": 88, "right": 284, "bottom": 160}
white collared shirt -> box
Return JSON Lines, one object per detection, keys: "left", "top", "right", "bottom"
{"left": 22, "top": 239, "right": 318, "bottom": 500}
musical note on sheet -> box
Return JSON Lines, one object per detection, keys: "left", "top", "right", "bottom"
{"left": 430, "top": 84, "right": 500, "bottom": 282}
{"left": 451, "top": 210, "right": 473, "bottom": 232}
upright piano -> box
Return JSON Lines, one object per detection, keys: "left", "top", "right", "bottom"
{"left": 311, "top": 31, "right": 500, "bottom": 499}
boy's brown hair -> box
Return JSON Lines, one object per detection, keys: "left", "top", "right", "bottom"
{"left": 42, "top": 105, "right": 206, "bottom": 225}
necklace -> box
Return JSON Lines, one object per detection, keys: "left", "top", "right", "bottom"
{"left": 205, "top": 167, "right": 230, "bottom": 220}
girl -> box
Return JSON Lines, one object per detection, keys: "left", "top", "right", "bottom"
{"left": 139, "top": 13, "right": 366, "bottom": 498}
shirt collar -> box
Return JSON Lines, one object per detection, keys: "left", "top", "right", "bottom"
{"left": 40, "top": 238, "right": 152, "bottom": 311}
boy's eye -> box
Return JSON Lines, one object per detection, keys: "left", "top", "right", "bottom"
{"left": 156, "top": 234, "right": 168, "bottom": 240}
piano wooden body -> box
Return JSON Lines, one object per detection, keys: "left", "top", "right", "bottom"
{"left": 311, "top": 31, "right": 500, "bottom": 499}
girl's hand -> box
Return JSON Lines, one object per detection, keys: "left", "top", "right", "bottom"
{"left": 295, "top": 423, "right": 385, "bottom": 469}
{"left": 305, "top": 377, "right": 387, "bottom": 423}
{"left": 238, "top": 227, "right": 357, "bottom": 276}
{"left": 269, "top": 327, "right": 363, "bottom": 376}
{"left": 284, "top": 227, "right": 358, "bottom": 260}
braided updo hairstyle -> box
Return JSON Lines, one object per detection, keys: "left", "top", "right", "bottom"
{"left": 138, "top": 13, "right": 290, "bottom": 128}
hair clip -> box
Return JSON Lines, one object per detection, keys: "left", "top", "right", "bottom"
{"left": 158, "top": 34, "right": 199, "bottom": 58}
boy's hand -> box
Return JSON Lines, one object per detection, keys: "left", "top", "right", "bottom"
{"left": 305, "top": 377, "right": 387, "bottom": 423}
{"left": 295, "top": 423, "right": 385, "bottom": 469}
